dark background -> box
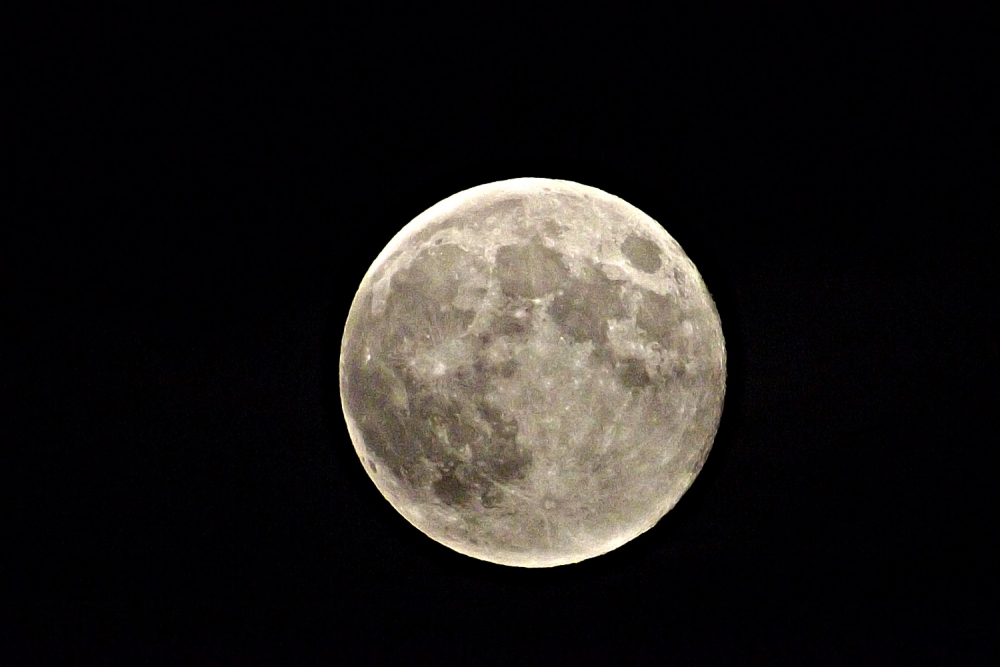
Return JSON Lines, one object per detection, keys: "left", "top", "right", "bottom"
{"left": 5, "top": 5, "right": 998, "bottom": 663}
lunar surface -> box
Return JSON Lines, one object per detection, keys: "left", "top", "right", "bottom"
{"left": 339, "top": 178, "right": 725, "bottom": 567}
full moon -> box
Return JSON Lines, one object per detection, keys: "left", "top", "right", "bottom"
{"left": 339, "top": 178, "right": 725, "bottom": 567}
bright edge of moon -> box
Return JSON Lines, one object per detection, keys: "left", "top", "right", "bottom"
{"left": 339, "top": 178, "right": 726, "bottom": 567}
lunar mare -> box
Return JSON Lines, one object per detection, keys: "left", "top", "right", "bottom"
{"left": 340, "top": 178, "right": 725, "bottom": 567}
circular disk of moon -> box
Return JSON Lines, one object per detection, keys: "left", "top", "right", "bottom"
{"left": 339, "top": 178, "right": 726, "bottom": 567}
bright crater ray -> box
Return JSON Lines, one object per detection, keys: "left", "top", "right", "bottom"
{"left": 339, "top": 178, "right": 726, "bottom": 567}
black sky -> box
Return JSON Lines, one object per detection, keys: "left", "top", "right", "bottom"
{"left": 5, "top": 5, "right": 998, "bottom": 663}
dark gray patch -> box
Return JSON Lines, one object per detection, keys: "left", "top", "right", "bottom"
{"left": 472, "top": 340, "right": 520, "bottom": 380}
{"left": 476, "top": 403, "right": 531, "bottom": 484}
{"left": 492, "top": 313, "right": 528, "bottom": 336}
{"left": 393, "top": 244, "right": 470, "bottom": 304}
{"left": 495, "top": 239, "right": 569, "bottom": 299}
{"left": 449, "top": 362, "right": 489, "bottom": 394}
{"left": 344, "top": 357, "right": 421, "bottom": 481}
{"left": 481, "top": 484, "right": 504, "bottom": 508}
{"left": 636, "top": 288, "right": 682, "bottom": 346}
{"left": 548, "top": 263, "right": 627, "bottom": 346}
{"left": 497, "top": 359, "right": 519, "bottom": 378}
{"left": 379, "top": 245, "right": 478, "bottom": 351}
{"left": 621, "top": 234, "right": 662, "bottom": 273}
{"left": 489, "top": 299, "right": 536, "bottom": 337}
{"left": 541, "top": 218, "right": 562, "bottom": 237}
{"left": 477, "top": 403, "right": 519, "bottom": 441}
{"left": 484, "top": 448, "right": 532, "bottom": 484}
{"left": 409, "top": 391, "right": 473, "bottom": 457}
{"left": 433, "top": 472, "right": 474, "bottom": 506}
{"left": 617, "top": 357, "right": 652, "bottom": 389}
{"left": 388, "top": 384, "right": 531, "bottom": 506}
{"left": 345, "top": 239, "right": 537, "bottom": 506}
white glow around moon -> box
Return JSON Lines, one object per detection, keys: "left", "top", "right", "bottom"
{"left": 340, "top": 178, "right": 725, "bottom": 567}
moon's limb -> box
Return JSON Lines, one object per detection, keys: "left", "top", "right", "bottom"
{"left": 340, "top": 178, "right": 725, "bottom": 567}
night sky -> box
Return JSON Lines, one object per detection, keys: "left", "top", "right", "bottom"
{"left": 6, "top": 6, "right": 998, "bottom": 663}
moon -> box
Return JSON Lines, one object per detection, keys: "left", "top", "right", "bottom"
{"left": 339, "top": 178, "right": 725, "bottom": 567}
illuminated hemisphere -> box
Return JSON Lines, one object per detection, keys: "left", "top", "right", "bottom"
{"left": 339, "top": 178, "right": 726, "bottom": 567}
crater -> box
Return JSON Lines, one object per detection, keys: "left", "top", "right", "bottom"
{"left": 621, "top": 234, "right": 662, "bottom": 273}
